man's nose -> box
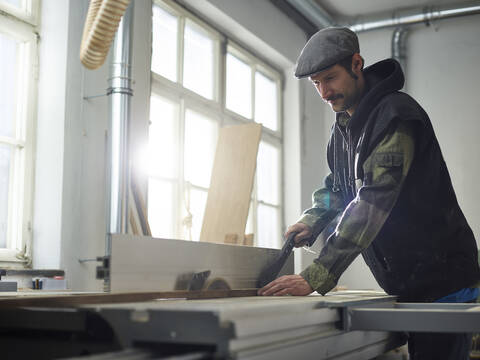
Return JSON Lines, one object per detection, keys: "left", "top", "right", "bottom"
{"left": 316, "top": 83, "right": 331, "bottom": 100}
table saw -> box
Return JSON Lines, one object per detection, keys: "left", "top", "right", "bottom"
{"left": 1, "top": 235, "right": 479, "bottom": 359}
{"left": 2, "top": 290, "right": 480, "bottom": 359}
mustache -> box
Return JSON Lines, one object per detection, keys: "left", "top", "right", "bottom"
{"left": 325, "top": 94, "right": 344, "bottom": 102}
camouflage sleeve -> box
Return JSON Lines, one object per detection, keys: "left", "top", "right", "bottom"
{"left": 301, "top": 121, "right": 415, "bottom": 295}
{"left": 297, "top": 173, "right": 346, "bottom": 241}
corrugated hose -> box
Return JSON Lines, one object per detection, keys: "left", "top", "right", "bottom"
{"left": 80, "top": 0, "right": 131, "bottom": 70}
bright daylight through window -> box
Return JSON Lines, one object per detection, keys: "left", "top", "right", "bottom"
{"left": 149, "top": 0, "right": 283, "bottom": 248}
{"left": 0, "top": 0, "right": 38, "bottom": 264}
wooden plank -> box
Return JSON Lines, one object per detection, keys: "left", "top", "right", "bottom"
{"left": 110, "top": 235, "right": 294, "bottom": 292}
{"left": 200, "top": 123, "right": 261, "bottom": 244}
{"left": 131, "top": 175, "right": 152, "bottom": 236}
{"left": 224, "top": 233, "right": 239, "bottom": 244}
{"left": 0, "top": 289, "right": 259, "bottom": 308}
{"left": 129, "top": 208, "right": 140, "bottom": 235}
{"left": 243, "top": 234, "right": 254, "bottom": 246}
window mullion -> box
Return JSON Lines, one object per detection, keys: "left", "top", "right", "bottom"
{"left": 12, "top": 146, "right": 25, "bottom": 250}
{"left": 177, "top": 16, "right": 185, "bottom": 85}
{"left": 177, "top": 98, "right": 186, "bottom": 239}
{"left": 277, "top": 78, "right": 283, "bottom": 137}
{"left": 219, "top": 39, "right": 227, "bottom": 127}
{"left": 0, "top": 137, "right": 25, "bottom": 148}
{"left": 252, "top": 171, "right": 258, "bottom": 247}
{"left": 251, "top": 64, "right": 256, "bottom": 122}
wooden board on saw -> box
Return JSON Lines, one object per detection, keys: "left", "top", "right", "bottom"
{"left": 109, "top": 234, "right": 294, "bottom": 292}
{"left": 200, "top": 123, "right": 261, "bottom": 244}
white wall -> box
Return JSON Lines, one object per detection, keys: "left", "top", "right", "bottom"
{"left": 33, "top": 0, "right": 69, "bottom": 269}
{"left": 407, "top": 17, "right": 480, "bottom": 241}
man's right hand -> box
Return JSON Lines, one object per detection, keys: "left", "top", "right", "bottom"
{"left": 285, "top": 223, "right": 313, "bottom": 248}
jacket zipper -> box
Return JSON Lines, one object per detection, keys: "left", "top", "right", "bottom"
{"left": 347, "top": 130, "right": 355, "bottom": 198}
{"left": 336, "top": 123, "right": 356, "bottom": 199}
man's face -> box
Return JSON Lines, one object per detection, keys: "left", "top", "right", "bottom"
{"left": 309, "top": 63, "right": 362, "bottom": 114}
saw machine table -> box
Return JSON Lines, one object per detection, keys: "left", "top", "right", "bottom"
{"left": 1, "top": 290, "right": 480, "bottom": 359}
{"left": 0, "top": 291, "right": 400, "bottom": 359}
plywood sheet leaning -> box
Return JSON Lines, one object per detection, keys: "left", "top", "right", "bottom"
{"left": 200, "top": 123, "right": 261, "bottom": 244}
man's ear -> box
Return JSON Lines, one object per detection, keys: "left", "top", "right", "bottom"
{"left": 352, "top": 53, "right": 364, "bottom": 73}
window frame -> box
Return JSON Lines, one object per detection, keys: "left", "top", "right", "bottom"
{"left": 150, "top": 0, "right": 284, "bottom": 248}
{"left": 0, "top": 0, "right": 39, "bottom": 26}
{"left": 0, "top": 0, "right": 38, "bottom": 265}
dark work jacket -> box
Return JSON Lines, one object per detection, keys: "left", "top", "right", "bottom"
{"left": 327, "top": 58, "right": 480, "bottom": 302}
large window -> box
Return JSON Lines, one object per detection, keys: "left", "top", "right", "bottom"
{"left": 0, "top": 0, "right": 38, "bottom": 264}
{"left": 149, "top": 0, "right": 283, "bottom": 248}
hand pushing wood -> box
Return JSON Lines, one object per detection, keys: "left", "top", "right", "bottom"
{"left": 256, "top": 224, "right": 316, "bottom": 289}
{"left": 257, "top": 275, "right": 313, "bottom": 296}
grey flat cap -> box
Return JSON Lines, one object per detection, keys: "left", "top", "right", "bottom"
{"left": 295, "top": 27, "right": 359, "bottom": 79}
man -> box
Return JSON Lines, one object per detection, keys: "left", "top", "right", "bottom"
{"left": 258, "top": 27, "right": 480, "bottom": 359}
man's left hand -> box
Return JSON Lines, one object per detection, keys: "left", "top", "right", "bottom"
{"left": 257, "top": 275, "right": 313, "bottom": 296}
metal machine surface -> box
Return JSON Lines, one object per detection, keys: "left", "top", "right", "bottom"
{"left": 93, "top": 291, "right": 404, "bottom": 359}
{"left": 2, "top": 290, "right": 480, "bottom": 359}
{"left": 0, "top": 291, "right": 403, "bottom": 359}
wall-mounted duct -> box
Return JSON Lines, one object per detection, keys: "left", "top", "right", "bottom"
{"left": 80, "top": 0, "right": 131, "bottom": 69}
{"left": 106, "top": 2, "right": 133, "bottom": 241}
{"left": 391, "top": 27, "right": 409, "bottom": 78}
{"left": 349, "top": 3, "right": 480, "bottom": 33}
{"left": 280, "top": 1, "right": 480, "bottom": 34}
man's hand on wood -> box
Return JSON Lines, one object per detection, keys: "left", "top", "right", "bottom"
{"left": 257, "top": 275, "right": 313, "bottom": 296}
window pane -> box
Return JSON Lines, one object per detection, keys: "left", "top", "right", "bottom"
{"left": 255, "top": 72, "right": 278, "bottom": 131}
{"left": 183, "top": 21, "right": 214, "bottom": 100}
{"left": 1, "top": 0, "right": 22, "bottom": 9}
{"left": 184, "top": 109, "right": 217, "bottom": 188}
{"left": 148, "top": 96, "right": 178, "bottom": 178}
{"left": 182, "top": 187, "right": 207, "bottom": 241}
{"left": 152, "top": 5, "right": 178, "bottom": 81}
{"left": 0, "top": 32, "right": 17, "bottom": 138}
{"left": 257, "top": 141, "right": 280, "bottom": 205}
{"left": 148, "top": 178, "right": 176, "bottom": 239}
{"left": 257, "top": 204, "right": 280, "bottom": 249}
{"left": 0, "top": 144, "right": 12, "bottom": 248}
{"left": 226, "top": 53, "right": 251, "bottom": 118}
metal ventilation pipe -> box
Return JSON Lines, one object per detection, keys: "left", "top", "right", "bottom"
{"left": 284, "top": 1, "right": 480, "bottom": 34}
{"left": 104, "top": 1, "right": 134, "bottom": 290}
{"left": 391, "top": 27, "right": 409, "bottom": 78}
{"left": 349, "top": 3, "right": 480, "bottom": 33}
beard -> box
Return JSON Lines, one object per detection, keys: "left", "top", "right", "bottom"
{"left": 329, "top": 76, "right": 362, "bottom": 113}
